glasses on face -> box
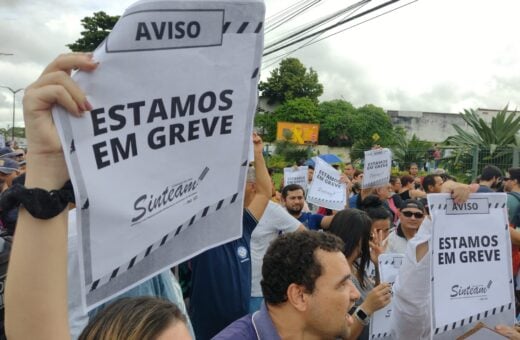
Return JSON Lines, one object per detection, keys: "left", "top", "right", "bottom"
{"left": 401, "top": 211, "right": 424, "bottom": 219}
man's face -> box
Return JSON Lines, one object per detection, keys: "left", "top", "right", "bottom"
{"left": 505, "top": 178, "right": 515, "bottom": 192}
{"left": 400, "top": 207, "right": 425, "bottom": 231}
{"left": 305, "top": 250, "right": 360, "bottom": 339}
{"left": 343, "top": 165, "right": 354, "bottom": 178}
{"left": 283, "top": 189, "right": 305, "bottom": 215}
{"left": 430, "top": 176, "right": 444, "bottom": 193}
{"left": 409, "top": 165, "right": 418, "bottom": 176}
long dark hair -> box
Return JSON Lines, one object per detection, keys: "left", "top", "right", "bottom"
{"left": 361, "top": 195, "right": 392, "bottom": 222}
{"left": 327, "top": 209, "right": 372, "bottom": 289}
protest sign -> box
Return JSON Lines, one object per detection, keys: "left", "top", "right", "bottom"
{"left": 370, "top": 253, "right": 404, "bottom": 339}
{"left": 53, "top": 0, "right": 265, "bottom": 310}
{"left": 283, "top": 166, "right": 308, "bottom": 191}
{"left": 362, "top": 148, "right": 391, "bottom": 189}
{"left": 306, "top": 157, "right": 346, "bottom": 210}
{"left": 429, "top": 193, "right": 515, "bottom": 338}
{"left": 456, "top": 322, "right": 508, "bottom": 340}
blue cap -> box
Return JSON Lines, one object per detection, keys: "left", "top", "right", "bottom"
{"left": 0, "top": 158, "right": 19, "bottom": 174}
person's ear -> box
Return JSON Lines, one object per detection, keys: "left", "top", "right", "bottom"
{"left": 286, "top": 283, "right": 309, "bottom": 312}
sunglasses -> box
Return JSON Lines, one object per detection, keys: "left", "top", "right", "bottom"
{"left": 401, "top": 211, "right": 424, "bottom": 219}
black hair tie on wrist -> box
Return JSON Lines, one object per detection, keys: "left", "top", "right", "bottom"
{"left": 0, "top": 181, "right": 75, "bottom": 220}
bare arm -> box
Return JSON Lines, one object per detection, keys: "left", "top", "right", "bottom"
{"left": 246, "top": 133, "right": 271, "bottom": 221}
{"left": 5, "top": 54, "right": 98, "bottom": 340}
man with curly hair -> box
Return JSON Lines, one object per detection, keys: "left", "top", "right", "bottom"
{"left": 214, "top": 230, "right": 360, "bottom": 339}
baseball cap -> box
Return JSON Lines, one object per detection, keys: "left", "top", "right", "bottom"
{"left": 400, "top": 199, "right": 425, "bottom": 212}
{"left": 0, "top": 147, "right": 23, "bottom": 159}
{"left": 0, "top": 158, "right": 19, "bottom": 174}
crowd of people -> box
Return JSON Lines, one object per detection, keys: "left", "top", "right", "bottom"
{"left": 2, "top": 53, "right": 520, "bottom": 340}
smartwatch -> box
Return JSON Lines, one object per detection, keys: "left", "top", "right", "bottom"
{"left": 353, "top": 306, "right": 370, "bottom": 325}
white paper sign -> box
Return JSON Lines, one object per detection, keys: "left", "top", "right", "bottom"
{"left": 306, "top": 157, "right": 346, "bottom": 210}
{"left": 429, "top": 193, "right": 515, "bottom": 337}
{"left": 363, "top": 148, "right": 392, "bottom": 189}
{"left": 283, "top": 166, "right": 308, "bottom": 191}
{"left": 53, "top": 0, "right": 264, "bottom": 310}
{"left": 370, "top": 253, "right": 404, "bottom": 339}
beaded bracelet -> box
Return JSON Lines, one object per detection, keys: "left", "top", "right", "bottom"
{"left": 0, "top": 181, "right": 75, "bottom": 219}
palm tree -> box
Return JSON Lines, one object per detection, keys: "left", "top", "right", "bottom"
{"left": 444, "top": 106, "right": 520, "bottom": 178}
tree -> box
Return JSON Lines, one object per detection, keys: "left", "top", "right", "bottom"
{"left": 255, "top": 97, "right": 319, "bottom": 142}
{"left": 67, "top": 12, "right": 120, "bottom": 52}
{"left": 259, "top": 58, "right": 323, "bottom": 105}
{"left": 349, "top": 104, "right": 396, "bottom": 160}
{"left": 444, "top": 106, "right": 520, "bottom": 176}
{"left": 317, "top": 100, "right": 356, "bottom": 146}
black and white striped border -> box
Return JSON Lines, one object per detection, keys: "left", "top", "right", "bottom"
{"left": 430, "top": 202, "right": 506, "bottom": 210}
{"left": 89, "top": 160, "right": 248, "bottom": 291}
{"left": 307, "top": 196, "right": 345, "bottom": 204}
{"left": 434, "top": 303, "right": 513, "bottom": 335}
{"left": 89, "top": 191, "right": 240, "bottom": 292}
{"left": 223, "top": 21, "right": 263, "bottom": 34}
{"left": 371, "top": 331, "right": 389, "bottom": 339}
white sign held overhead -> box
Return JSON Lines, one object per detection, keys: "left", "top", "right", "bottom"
{"left": 428, "top": 193, "right": 515, "bottom": 338}
{"left": 363, "top": 148, "right": 391, "bottom": 189}
{"left": 53, "top": 0, "right": 265, "bottom": 310}
{"left": 370, "top": 253, "right": 404, "bottom": 339}
{"left": 283, "top": 166, "right": 308, "bottom": 191}
{"left": 306, "top": 157, "right": 346, "bottom": 211}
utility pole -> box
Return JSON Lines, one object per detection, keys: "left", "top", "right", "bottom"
{"left": 0, "top": 86, "right": 24, "bottom": 141}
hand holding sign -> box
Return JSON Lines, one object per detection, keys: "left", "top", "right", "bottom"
{"left": 362, "top": 282, "right": 392, "bottom": 315}
{"left": 24, "top": 53, "right": 98, "bottom": 188}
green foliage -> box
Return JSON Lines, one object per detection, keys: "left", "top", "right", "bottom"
{"left": 444, "top": 106, "right": 520, "bottom": 175}
{"left": 389, "top": 133, "right": 433, "bottom": 169}
{"left": 273, "top": 140, "right": 312, "bottom": 167}
{"left": 255, "top": 98, "right": 319, "bottom": 143}
{"left": 259, "top": 58, "right": 323, "bottom": 105}
{"left": 275, "top": 97, "right": 320, "bottom": 124}
{"left": 317, "top": 100, "right": 356, "bottom": 146}
{"left": 67, "top": 11, "right": 120, "bottom": 52}
{"left": 349, "top": 104, "right": 396, "bottom": 160}
{"left": 1, "top": 127, "right": 25, "bottom": 139}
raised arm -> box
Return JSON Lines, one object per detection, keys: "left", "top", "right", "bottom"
{"left": 246, "top": 133, "right": 271, "bottom": 221}
{"left": 5, "top": 53, "right": 98, "bottom": 340}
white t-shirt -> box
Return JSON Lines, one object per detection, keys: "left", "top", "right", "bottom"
{"left": 251, "top": 201, "right": 301, "bottom": 297}
{"left": 385, "top": 230, "right": 408, "bottom": 254}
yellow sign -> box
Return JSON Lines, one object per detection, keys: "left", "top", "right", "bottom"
{"left": 276, "top": 122, "right": 320, "bottom": 145}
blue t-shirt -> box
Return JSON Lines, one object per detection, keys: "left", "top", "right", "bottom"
{"left": 189, "top": 209, "right": 258, "bottom": 340}
{"left": 298, "top": 212, "right": 324, "bottom": 230}
{"left": 477, "top": 185, "right": 493, "bottom": 193}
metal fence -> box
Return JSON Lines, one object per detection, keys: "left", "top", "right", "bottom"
{"left": 350, "top": 146, "right": 520, "bottom": 183}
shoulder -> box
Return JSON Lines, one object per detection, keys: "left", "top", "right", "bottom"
{"left": 213, "top": 314, "right": 257, "bottom": 339}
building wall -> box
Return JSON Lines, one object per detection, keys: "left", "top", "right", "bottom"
{"left": 388, "top": 110, "right": 468, "bottom": 142}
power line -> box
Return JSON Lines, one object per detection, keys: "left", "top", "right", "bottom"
{"left": 263, "top": 0, "right": 403, "bottom": 57}
{"left": 266, "top": 0, "right": 321, "bottom": 34}
{"left": 262, "top": 1, "right": 370, "bottom": 69}
{"left": 264, "top": 0, "right": 371, "bottom": 52}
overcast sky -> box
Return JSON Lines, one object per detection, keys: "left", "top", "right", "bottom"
{"left": 1, "top": 0, "right": 519, "bottom": 129}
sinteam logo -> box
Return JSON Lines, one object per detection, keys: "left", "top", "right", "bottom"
{"left": 131, "top": 167, "right": 209, "bottom": 225}
{"left": 450, "top": 280, "right": 492, "bottom": 300}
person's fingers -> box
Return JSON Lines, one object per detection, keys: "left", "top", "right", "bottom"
{"left": 31, "top": 70, "right": 91, "bottom": 113}
{"left": 42, "top": 53, "right": 97, "bottom": 76}
{"left": 27, "top": 85, "right": 82, "bottom": 117}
